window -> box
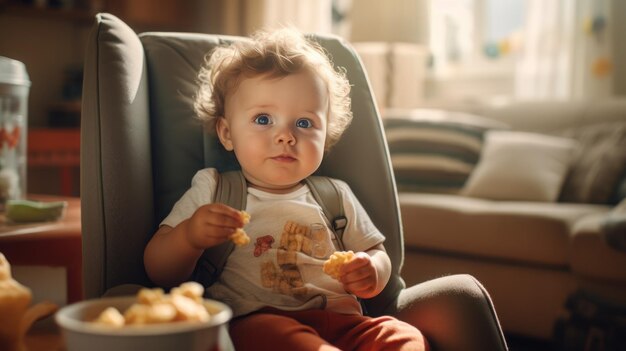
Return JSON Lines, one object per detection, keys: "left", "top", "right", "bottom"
{"left": 427, "top": 0, "right": 526, "bottom": 104}
{"left": 429, "top": 0, "right": 524, "bottom": 74}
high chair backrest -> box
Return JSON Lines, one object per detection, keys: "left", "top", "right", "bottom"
{"left": 81, "top": 13, "right": 404, "bottom": 316}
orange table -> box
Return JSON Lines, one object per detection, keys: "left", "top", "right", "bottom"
{"left": 0, "top": 195, "right": 82, "bottom": 303}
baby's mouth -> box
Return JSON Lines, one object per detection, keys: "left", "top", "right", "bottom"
{"left": 271, "top": 154, "right": 296, "bottom": 162}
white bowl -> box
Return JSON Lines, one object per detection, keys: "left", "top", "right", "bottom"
{"left": 55, "top": 296, "right": 232, "bottom": 351}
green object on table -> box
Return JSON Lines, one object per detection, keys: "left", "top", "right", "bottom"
{"left": 5, "top": 199, "right": 68, "bottom": 223}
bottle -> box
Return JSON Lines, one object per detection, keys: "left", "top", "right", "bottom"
{"left": 0, "top": 56, "right": 30, "bottom": 211}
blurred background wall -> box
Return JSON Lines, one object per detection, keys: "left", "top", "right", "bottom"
{"left": 0, "top": 0, "right": 624, "bottom": 195}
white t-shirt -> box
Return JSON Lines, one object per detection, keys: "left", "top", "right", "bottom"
{"left": 161, "top": 168, "right": 385, "bottom": 317}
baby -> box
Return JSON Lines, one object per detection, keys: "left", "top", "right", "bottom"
{"left": 144, "top": 28, "right": 428, "bottom": 351}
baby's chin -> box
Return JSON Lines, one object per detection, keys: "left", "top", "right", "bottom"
{"left": 247, "top": 177, "right": 305, "bottom": 194}
{"left": 244, "top": 170, "right": 312, "bottom": 190}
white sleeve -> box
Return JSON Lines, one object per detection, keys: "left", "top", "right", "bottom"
{"left": 331, "top": 179, "right": 386, "bottom": 252}
{"left": 160, "top": 168, "right": 219, "bottom": 228}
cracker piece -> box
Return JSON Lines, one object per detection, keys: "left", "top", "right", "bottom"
{"left": 323, "top": 251, "right": 356, "bottom": 280}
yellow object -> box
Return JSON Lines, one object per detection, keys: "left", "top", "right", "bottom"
{"left": 323, "top": 251, "right": 356, "bottom": 280}
{"left": 592, "top": 58, "right": 613, "bottom": 77}
{"left": 95, "top": 307, "right": 126, "bottom": 327}
{"left": 93, "top": 282, "right": 210, "bottom": 327}
{"left": 498, "top": 39, "right": 511, "bottom": 55}
{"left": 231, "top": 228, "right": 250, "bottom": 246}
{"left": 231, "top": 211, "right": 251, "bottom": 246}
{"left": 0, "top": 253, "right": 58, "bottom": 351}
{"left": 240, "top": 210, "right": 251, "bottom": 225}
{"left": 583, "top": 17, "right": 593, "bottom": 34}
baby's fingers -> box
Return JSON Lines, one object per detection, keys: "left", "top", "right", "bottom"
{"left": 210, "top": 226, "right": 239, "bottom": 239}
{"left": 341, "top": 263, "right": 375, "bottom": 285}
{"left": 198, "top": 203, "right": 250, "bottom": 246}
{"left": 344, "top": 276, "right": 377, "bottom": 296}
{"left": 340, "top": 252, "right": 370, "bottom": 275}
{"left": 200, "top": 203, "right": 246, "bottom": 228}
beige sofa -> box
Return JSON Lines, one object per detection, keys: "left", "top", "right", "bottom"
{"left": 388, "top": 99, "right": 626, "bottom": 340}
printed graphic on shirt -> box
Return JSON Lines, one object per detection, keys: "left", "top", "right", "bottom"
{"left": 260, "top": 221, "right": 332, "bottom": 297}
{"left": 254, "top": 235, "right": 274, "bottom": 257}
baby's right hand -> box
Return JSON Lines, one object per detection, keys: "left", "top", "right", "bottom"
{"left": 184, "top": 203, "right": 246, "bottom": 249}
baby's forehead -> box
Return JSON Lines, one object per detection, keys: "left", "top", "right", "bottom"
{"left": 242, "top": 68, "right": 323, "bottom": 83}
{"left": 229, "top": 69, "right": 329, "bottom": 95}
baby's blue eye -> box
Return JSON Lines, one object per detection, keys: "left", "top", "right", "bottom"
{"left": 254, "top": 114, "right": 271, "bottom": 125}
{"left": 296, "top": 118, "right": 313, "bottom": 128}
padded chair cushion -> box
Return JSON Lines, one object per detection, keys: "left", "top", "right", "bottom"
{"left": 82, "top": 13, "right": 155, "bottom": 296}
{"left": 140, "top": 33, "right": 233, "bottom": 222}
{"left": 391, "top": 274, "right": 508, "bottom": 351}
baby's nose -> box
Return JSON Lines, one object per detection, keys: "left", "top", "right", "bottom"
{"left": 275, "top": 127, "right": 296, "bottom": 145}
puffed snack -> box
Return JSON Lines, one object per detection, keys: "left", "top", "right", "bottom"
{"left": 93, "top": 281, "right": 210, "bottom": 327}
{"left": 230, "top": 211, "right": 251, "bottom": 246}
{"left": 323, "top": 250, "right": 356, "bottom": 280}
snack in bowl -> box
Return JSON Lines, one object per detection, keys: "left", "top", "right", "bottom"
{"left": 323, "top": 250, "right": 356, "bottom": 280}
{"left": 230, "top": 210, "right": 251, "bottom": 246}
{"left": 55, "top": 282, "right": 233, "bottom": 351}
{"left": 93, "top": 282, "right": 209, "bottom": 327}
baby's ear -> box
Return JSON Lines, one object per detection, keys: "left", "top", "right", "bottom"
{"left": 215, "top": 117, "right": 234, "bottom": 151}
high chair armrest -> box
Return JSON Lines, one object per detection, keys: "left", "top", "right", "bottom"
{"left": 389, "top": 274, "right": 509, "bottom": 351}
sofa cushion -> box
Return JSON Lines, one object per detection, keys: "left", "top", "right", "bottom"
{"left": 569, "top": 213, "right": 626, "bottom": 282}
{"left": 384, "top": 109, "right": 508, "bottom": 194}
{"left": 558, "top": 122, "right": 626, "bottom": 205}
{"left": 399, "top": 193, "right": 610, "bottom": 266}
{"left": 462, "top": 131, "right": 578, "bottom": 202}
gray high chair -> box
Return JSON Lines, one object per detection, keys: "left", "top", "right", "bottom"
{"left": 81, "top": 13, "right": 509, "bottom": 351}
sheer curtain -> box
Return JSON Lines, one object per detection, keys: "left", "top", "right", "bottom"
{"left": 515, "top": 0, "right": 613, "bottom": 100}
{"left": 220, "top": 0, "right": 332, "bottom": 35}
{"left": 348, "top": 0, "right": 430, "bottom": 110}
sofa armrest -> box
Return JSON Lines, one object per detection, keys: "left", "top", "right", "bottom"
{"left": 602, "top": 198, "right": 626, "bottom": 252}
{"left": 612, "top": 197, "right": 626, "bottom": 213}
{"left": 389, "top": 274, "right": 508, "bottom": 351}
{"left": 570, "top": 211, "right": 626, "bottom": 281}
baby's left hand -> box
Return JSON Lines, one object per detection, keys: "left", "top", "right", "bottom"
{"left": 339, "top": 252, "right": 378, "bottom": 299}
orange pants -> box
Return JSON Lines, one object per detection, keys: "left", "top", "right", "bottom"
{"left": 229, "top": 308, "right": 429, "bottom": 351}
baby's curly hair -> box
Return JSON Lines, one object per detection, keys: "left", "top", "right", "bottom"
{"left": 194, "top": 28, "right": 352, "bottom": 151}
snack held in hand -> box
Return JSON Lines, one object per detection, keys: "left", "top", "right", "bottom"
{"left": 323, "top": 251, "right": 356, "bottom": 280}
{"left": 240, "top": 210, "right": 251, "bottom": 225}
{"left": 231, "top": 211, "right": 251, "bottom": 246}
{"left": 231, "top": 228, "right": 250, "bottom": 246}
{"left": 93, "top": 281, "right": 210, "bottom": 327}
